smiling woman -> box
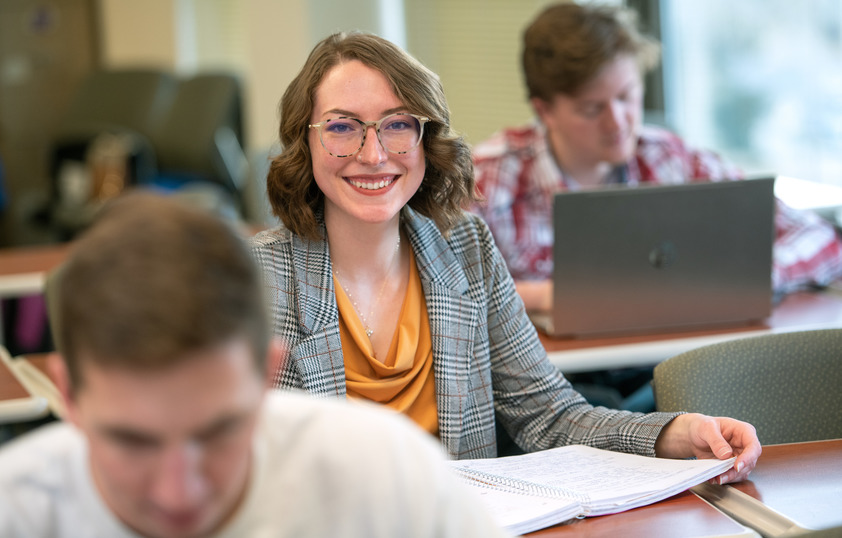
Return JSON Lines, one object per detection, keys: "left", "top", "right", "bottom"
{"left": 248, "top": 31, "right": 761, "bottom": 484}
{"left": 268, "top": 32, "right": 474, "bottom": 243}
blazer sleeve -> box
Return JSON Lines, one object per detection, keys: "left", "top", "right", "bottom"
{"left": 469, "top": 214, "right": 679, "bottom": 457}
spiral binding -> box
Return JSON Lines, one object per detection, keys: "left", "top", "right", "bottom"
{"left": 453, "top": 467, "right": 592, "bottom": 510}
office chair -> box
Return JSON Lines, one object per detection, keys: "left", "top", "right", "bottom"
{"left": 52, "top": 69, "right": 177, "bottom": 144}
{"left": 150, "top": 72, "right": 248, "bottom": 202}
{"left": 45, "top": 69, "right": 177, "bottom": 238}
{"left": 652, "top": 329, "right": 842, "bottom": 445}
{"left": 43, "top": 70, "right": 249, "bottom": 238}
{"left": 49, "top": 68, "right": 176, "bottom": 189}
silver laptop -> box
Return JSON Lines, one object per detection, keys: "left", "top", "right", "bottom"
{"left": 533, "top": 177, "right": 776, "bottom": 338}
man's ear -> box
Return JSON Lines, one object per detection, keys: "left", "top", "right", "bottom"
{"left": 47, "top": 353, "right": 78, "bottom": 426}
{"left": 263, "top": 339, "right": 287, "bottom": 389}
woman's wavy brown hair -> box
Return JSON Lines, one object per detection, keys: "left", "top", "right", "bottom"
{"left": 267, "top": 32, "right": 476, "bottom": 240}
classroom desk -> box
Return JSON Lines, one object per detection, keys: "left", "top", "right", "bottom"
{"left": 0, "top": 220, "right": 260, "bottom": 299}
{"left": 0, "top": 349, "right": 43, "bottom": 424}
{"left": 0, "top": 221, "right": 262, "bottom": 299}
{"left": 526, "top": 440, "right": 842, "bottom": 537}
{"left": 0, "top": 352, "right": 54, "bottom": 424}
{"left": 538, "top": 289, "right": 842, "bottom": 373}
{"left": 0, "top": 243, "right": 68, "bottom": 346}
{"left": 524, "top": 488, "right": 757, "bottom": 537}
{"left": 0, "top": 243, "right": 68, "bottom": 299}
{"left": 697, "top": 438, "right": 842, "bottom": 536}
{"left": 0, "top": 220, "right": 259, "bottom": 344}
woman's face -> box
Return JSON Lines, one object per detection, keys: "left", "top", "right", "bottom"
{"left": 308, "top": 60, "right": 426, "bottom": 228}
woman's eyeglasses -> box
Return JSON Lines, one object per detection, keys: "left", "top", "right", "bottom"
{"left": 309, "top": 113, "right": 430, "bottom": 158}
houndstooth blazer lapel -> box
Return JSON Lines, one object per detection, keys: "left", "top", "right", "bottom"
{"left": 287, "top": 226, "right": 348, "bottom": 397}
{"left": 404, "top": 209, "right": 480, "bottom": 458}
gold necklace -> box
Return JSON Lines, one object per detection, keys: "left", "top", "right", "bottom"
{"left": 333, "top": 234, "right": 401, "bottom": 338}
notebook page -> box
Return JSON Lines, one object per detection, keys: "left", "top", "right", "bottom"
{"left": 451, "top": 445, "right": 735, "bottom": 516}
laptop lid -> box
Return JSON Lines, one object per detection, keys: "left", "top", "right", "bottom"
{"left": 542, "top": 177, "right": 775, "bottom": 338}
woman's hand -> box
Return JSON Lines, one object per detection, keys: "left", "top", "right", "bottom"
{"left": 654, "top": 413, "right": 762, "bottom": 484}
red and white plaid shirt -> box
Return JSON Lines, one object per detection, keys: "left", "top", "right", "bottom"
{"left": 472, "top": 121, "right": 842, "bottom": 295}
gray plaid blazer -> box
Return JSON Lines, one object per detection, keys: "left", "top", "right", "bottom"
{"left": 249, "top": 207, "right": 677, "bottom": 459}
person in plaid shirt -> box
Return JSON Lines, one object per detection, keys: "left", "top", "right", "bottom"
{"left": 472, "top": 2, "right": 842, "bottom": 313}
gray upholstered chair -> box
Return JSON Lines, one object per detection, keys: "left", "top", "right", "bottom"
{"left": 653, "top": 329, "right": 842, "bottom": 445}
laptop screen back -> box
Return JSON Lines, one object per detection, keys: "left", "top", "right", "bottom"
{"left": 548, "top": 177, "right": 775, "bottom": 337}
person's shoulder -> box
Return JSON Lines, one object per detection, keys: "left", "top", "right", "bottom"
{"left": 0, "top": 422, "right": 79, "bottom": 473}
{"left": 266, "top": 391, "right": 445, "bottom": 459}
{"left": 248, "top": 392, "right": 508, "bottom": 538}
{"left": 637, "top": 123, "right": 719, "bottom": 156}
{"left": 263, "top": 390, "right": 438, "bottom": 446}
{"left": 448, "top": 211, "right": 493, "bottom": 243}
{"left": 258, "top": 391, "right": 448, "bottom": 485}
{"left": 407, "top": 209, "right": 492, "bottom": 251}
{"left": 637, "top": 124, "right": 686, "bottom": 148}
{"left": 248, "top": 223, "right": 293, "bottom": 249}
{"left": 472, "top": 121, "right": 543, "bottom": 161}
{"left": 636, "top": 124, "right": 742, "bottom": 180}
{"left": 0, "top": 423, "right": 90, "bottom": 534}
{"left": 247, "top": 225, "right": 297, "bottom": 272}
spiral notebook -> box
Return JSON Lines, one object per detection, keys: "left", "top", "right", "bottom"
{"left": 449, "top": 445, "right": 735, "bottom": 535}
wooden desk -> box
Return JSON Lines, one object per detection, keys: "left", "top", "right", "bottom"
{"left": 698, "top": 439, "right": 842, "bottom": 536}
{"left": 0, "top": 352, "right": 34, "bottom": 401}
{"left": 0, "top": 222, "right": 260, "bottom": 344}
{"left": 737, "top": 439, "right": 842, "bottom": 531}
{"left": 524, "top": 488, "right": 755, "bottom": 537}
{"left": 526, "top": 440, "right": 842, "bottom": 537}
{"left": 0, "top": 350, "right": 51, "bottom": 424}
{"left": 0, "top": 243, "right": 69, "bottom": 298}
{"left": 539, "top": 290, "right": 842, "bottom": 373}
{"left": 0, "top": 243, "right": 68, "bottom": 346}
{"left": 0, "top": 222, "right": 264, "bottom": 299}
{"left": 0, "top": 221, "right": 261, "bottom": 299}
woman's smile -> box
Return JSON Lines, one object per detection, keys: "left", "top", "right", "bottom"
{"left": 345, "top": 174, "right": 400, "bottom": 191}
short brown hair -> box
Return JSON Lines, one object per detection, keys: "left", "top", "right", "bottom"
{"left": 51, "top": 190, "right": 269, "bottom": 388}
{"left": 522, "top": 2, "right": 660, "bottom": 101}
{"left": 267, "top": 31, "right": 476, "bottom": 240}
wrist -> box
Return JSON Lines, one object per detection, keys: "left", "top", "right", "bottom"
{"left": 654, "top": 413, "right": 694, "bottom": 458}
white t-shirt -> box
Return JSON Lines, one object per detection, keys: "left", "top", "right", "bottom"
{"left": 0, "top": 391, "right": 509, "bottom": 537}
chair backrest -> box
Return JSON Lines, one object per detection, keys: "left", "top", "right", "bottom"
{"left": 55, "top": 69, "right": 177, "bottom": 142}
{"left": 48, "top": 69, "right": 175, "bottom": 235}
{"left": 653, "top": 329, "right": 842, "bottom": 445}
{"left": 45, "top": 70, "right": 246, "bottom": 238}
{"left": 151, "top": 72, "right": 246, "bottom": 195}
